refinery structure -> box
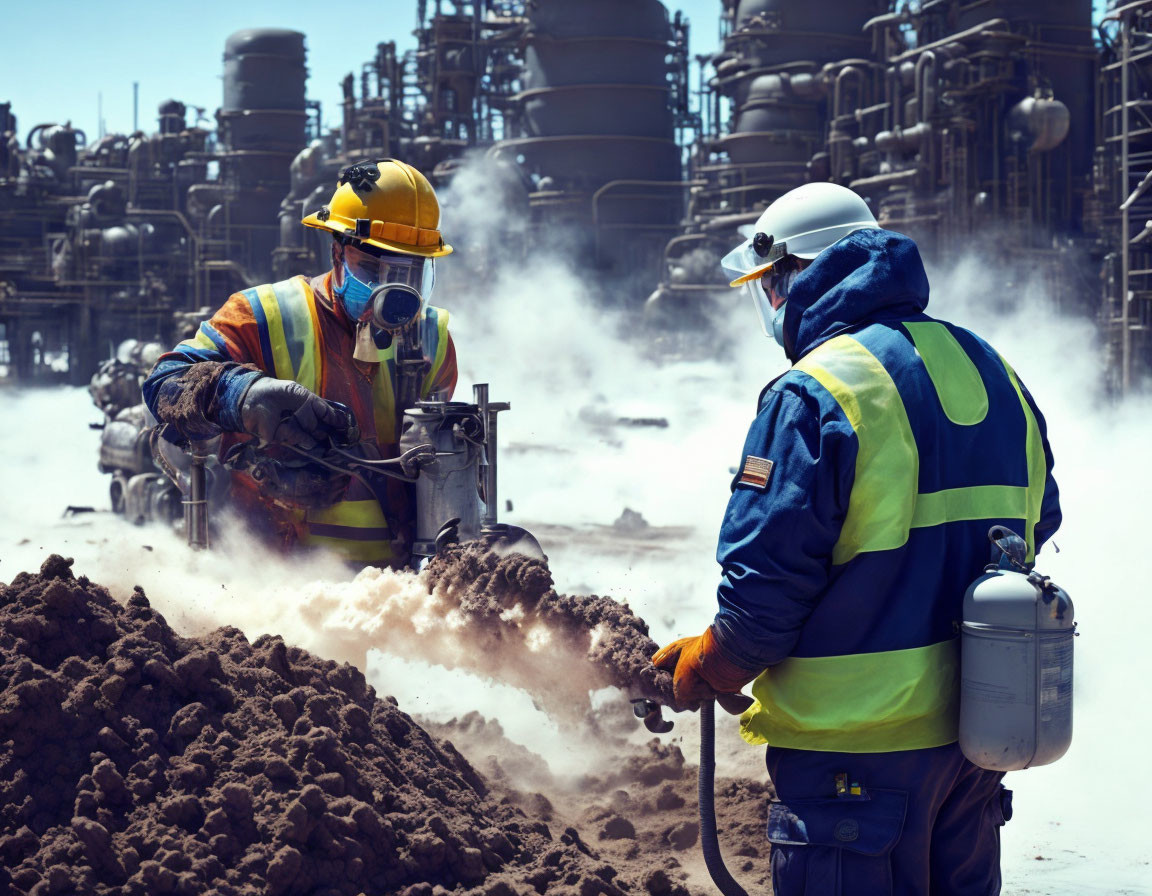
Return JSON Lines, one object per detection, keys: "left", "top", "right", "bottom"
{"left": 0, "top": 0, "right": 1148, "bottom": 390}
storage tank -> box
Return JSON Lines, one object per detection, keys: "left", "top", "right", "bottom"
{"left": 959, "top": 529, "right": 1075, "bottom": 771}
{"left": 644, "top": 0, "right": 881, "bottom": 319}
{"left": 725, "top": 0, "right": 874, "bottom": 74}
{"left": 216, "top": 29, "right": 308, "bottom": 285}
{"left": 489, "top": 0, "right": 683, "bottom": 284}
{"left": 713, "top": 0, "right": 880, "bottom": 190}
{"left": 953, "top": 0, "right": 1095, "bottom": 186}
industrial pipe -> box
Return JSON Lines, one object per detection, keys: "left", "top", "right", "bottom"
{"left": 472, "top": 383, "right": 508, "bottom": 530}
{"left": 916, "top": 51, "right": 937, "bottom": 123}
{"left": 890, "top": 19, "right": 1012, "bottom": 63}
{"left": 590, "top": 179, "right": 694, "bottom": 264}
{"left": 25, "top": 123, "right": 55, "bottom": 149}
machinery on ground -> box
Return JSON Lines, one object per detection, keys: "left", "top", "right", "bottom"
{"left": 88, "top": 315, "right": 536, "bottom": 569}
{"left": 89, "top": 339, "right": 193, "bottom": 526}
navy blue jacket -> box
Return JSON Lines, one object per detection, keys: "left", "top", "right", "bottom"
{"left": 712, "top": 229, "right": 1061, "bottom": 672}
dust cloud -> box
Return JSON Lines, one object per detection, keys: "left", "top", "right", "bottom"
{"left": 924, "top": 254, "right": 1152, "bottom": 891}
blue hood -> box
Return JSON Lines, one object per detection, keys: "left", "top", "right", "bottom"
{"left": 781, "top": 228, "right": 930, "bottom": 361}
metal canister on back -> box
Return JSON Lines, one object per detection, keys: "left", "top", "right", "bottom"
{"left": 960, "top": 526, "right": 1076, "bottom": 771}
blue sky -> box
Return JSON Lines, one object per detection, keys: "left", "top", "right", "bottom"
{"left": 2, "top": 0, "right": 723, "bottom": 142}
{"left": 2, "top": 1, "right": 1105, "bottom": 144}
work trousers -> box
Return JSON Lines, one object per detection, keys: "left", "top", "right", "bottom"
{"left": 765, "top": 742, "right": 1009, "bottom": 896}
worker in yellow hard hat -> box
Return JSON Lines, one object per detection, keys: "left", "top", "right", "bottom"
{"left": 143, "top": 158, "right": 458, "bottom": 567}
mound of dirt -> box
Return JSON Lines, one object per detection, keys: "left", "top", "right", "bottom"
{"left": 0, "top": 555, "right": 695, "bottom": 896}
{"left": 430, "top": 714, "right": 775, "bottom": 896}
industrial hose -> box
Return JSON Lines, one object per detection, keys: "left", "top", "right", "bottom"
{"left": 699, "top": 699, "right": 749, "bottom": 896}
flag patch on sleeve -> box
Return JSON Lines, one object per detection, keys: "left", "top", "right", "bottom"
{"left": 738, "top": 455, "right": 774, "bottom": 489}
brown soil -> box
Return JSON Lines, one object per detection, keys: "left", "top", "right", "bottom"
{"left": 152, "top": 359, "right": 261, "bottom": 434}
{"left": 0, "top": 554, "right": 773, "bottom": 896}
{"left": 428, "top": 714, "right": 775, "bottom": 896}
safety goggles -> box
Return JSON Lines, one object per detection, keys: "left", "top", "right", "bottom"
{"left": 744, "top": 255, "right": 800, "bottom": 337}
{"left": 343, "top": 242, "right": 436, "bottom": 298}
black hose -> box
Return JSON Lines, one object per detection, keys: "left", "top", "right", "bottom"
{"left": 699, "top": 699, "right": 749, "bottom": 896}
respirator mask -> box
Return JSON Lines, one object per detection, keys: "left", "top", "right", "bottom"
{"left": 335, "top": 241, "right": 435, "bottom": 330}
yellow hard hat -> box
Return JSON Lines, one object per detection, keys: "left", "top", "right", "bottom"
{"left": 302, "top": 158, "right": 453, "bottom": 258}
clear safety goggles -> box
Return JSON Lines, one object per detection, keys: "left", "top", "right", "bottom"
{"left": 343, "top": 242, "right": 436, "bottom": 299}
{"left": 743, "top": 258, "right": 799, "bottom": 337}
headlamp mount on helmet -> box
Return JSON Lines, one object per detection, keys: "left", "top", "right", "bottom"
{"left": 752, "top": 232, "right": 788, "bottom": 264}
{"left": 338, "top": 163, "right": 382, "bottom": 194}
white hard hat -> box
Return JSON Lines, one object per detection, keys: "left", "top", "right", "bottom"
{"left": 720, "top": 182, "right": 879, "bottom": 287}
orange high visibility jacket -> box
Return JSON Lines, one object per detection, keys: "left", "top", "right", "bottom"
{"left": 144, "top": 272, "right": 456, "bottom": 565}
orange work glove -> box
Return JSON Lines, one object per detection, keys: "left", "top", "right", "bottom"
{"left": 652, "top": 626, "right": 760, "bottom": 709}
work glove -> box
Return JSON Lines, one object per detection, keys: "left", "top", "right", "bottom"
{"left": 653, "top": 626, "right": 759, "bottom": 712}
{"left": 238, "top": 376, "right": 359, "bottom": 451}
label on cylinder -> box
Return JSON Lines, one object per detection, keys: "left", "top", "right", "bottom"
{"left": 1039, "top": 636, "right": 1073, "bottom": 723}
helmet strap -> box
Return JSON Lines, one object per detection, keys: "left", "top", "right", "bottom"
{"left": 330, "top": 239, "right": 346, "bottom": 293}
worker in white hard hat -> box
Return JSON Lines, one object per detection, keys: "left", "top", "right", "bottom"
{"left": 143, "top": 159, "right": 457, "bottom": 567}
{"left": 719, "top": 182, "right": 881, "bottom": 350}
{"left": 655, "top": 182, "right": 1061, "bottom": 894}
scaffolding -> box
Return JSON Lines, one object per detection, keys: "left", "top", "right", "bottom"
{"left": 1098, "top": 0, "right": 1152, "bottom": 391}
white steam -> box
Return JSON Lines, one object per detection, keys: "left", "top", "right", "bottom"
{"left": 922, "top": 255, "right": 1152, "bottom": 891}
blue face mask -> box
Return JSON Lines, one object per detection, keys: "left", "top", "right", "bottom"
{"left": 335, "top": 261, "right": 375, "bottom": 323}
{"left": 771, "top": 302, "right": 787, "bottom": 347}
{"left": 768, "top": 264, "right": 799, "bottom": 348}
{"left": 747, "top": 264, "right": 797, "bottom": 347}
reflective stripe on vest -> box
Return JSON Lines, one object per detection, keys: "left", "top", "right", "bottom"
{"left": 999, "top": 356, "right": 1046, "bottom": 564}
{"left": 242, "top": 278, "right": 450, "bottom": 564}
{"left": 792, "top": 327, "right": 1045, "bottom": 564}
{"left": 298, "top": 497, "right": 394, "bottom": 563}
{"left": 420, "top": 306, "right": 450, "bottom": 396}
{"left": 739, "top": 323, "right": 1045, "bottom": 751}
{"left": 739, "top": 639, "right": 960, "bottom": 751}
{"left": 793, "top": 334, "right": 919, "bottom": 566}
{"left": 243, "top": 278, "right": 323, "bottom": 390}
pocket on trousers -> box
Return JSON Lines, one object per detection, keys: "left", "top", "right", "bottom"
{"left": 767, "top": 789, "right": 908, "bottom": 896}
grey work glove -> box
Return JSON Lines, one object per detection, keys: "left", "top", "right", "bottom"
{"left": 238, "top": 377, "right": 359, "bottom": 450}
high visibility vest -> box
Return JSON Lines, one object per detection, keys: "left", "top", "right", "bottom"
{"left": 738, "top": 321, "right": 1048, "bottom": 752}
{"left": 236, "top": 276, "right": 451, "bottom": 565}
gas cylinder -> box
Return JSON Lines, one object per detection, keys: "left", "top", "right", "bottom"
{"left": 959, "top": 527, "right": 1075, "bottom": 771}
{"left": 401, "top": 401, "right": 484, "bottom": 559}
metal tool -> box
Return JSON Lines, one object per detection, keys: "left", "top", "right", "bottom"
{"left": 185, "top": 442, "right": 211, "bottom": 550}
{"left": 630, "top": 698, "right": 674, "bottom": 734}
